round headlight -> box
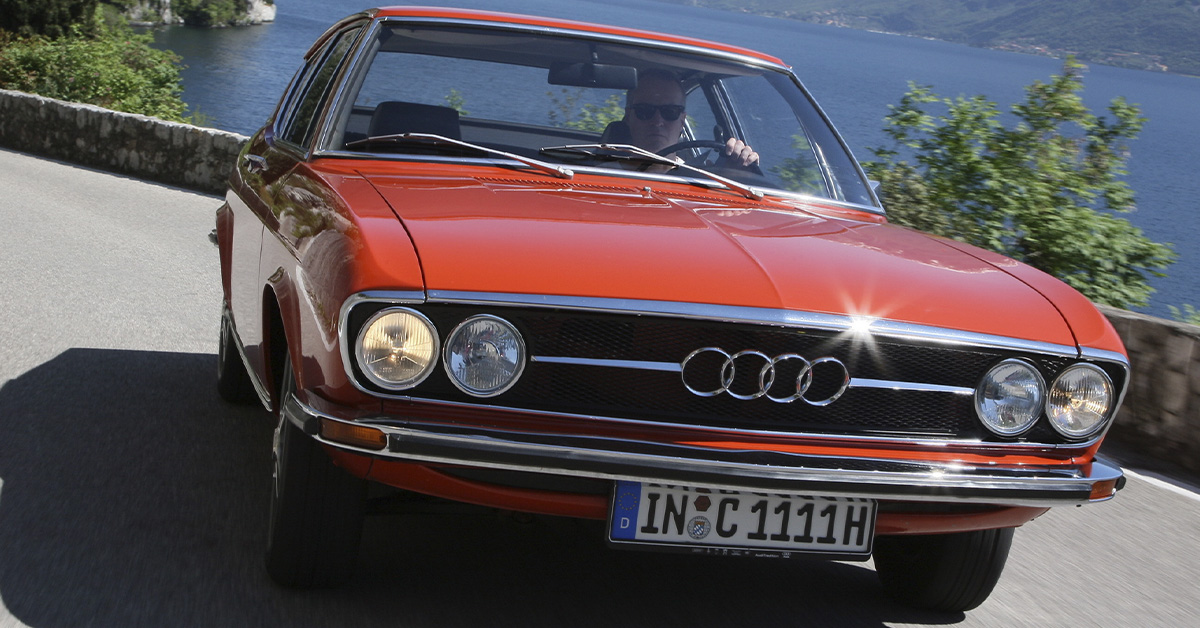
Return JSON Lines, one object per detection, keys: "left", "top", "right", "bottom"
{"left": 975, "top": 359, "right": 1045, "bottom": 436}
{"left": 443, "top": 315, "right": 525, "bottom": 397}
{"left": 355, "top": 308, "right": 439, "bottom": 390}
{"left": 1047, "top": 364, "right": 1114, "bottom": 439}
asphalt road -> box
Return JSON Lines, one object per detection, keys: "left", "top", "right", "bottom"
{"left": 0, "top": 147, "right": 1197, "bottom": 627}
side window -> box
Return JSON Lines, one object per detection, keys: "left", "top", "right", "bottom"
{"left": 684, "top": 85, "right": 718, "bottom": 143}
{"left": 720, "top": 75, "right": 824, "bottom": 194}
{"left": 278, "top": 26, "right": 361, "bottom": 150}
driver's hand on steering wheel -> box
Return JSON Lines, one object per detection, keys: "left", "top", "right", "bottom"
{"left": 722, "top": 138, "right": 759, "bottom": 167}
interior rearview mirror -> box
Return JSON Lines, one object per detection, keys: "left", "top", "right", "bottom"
{"left": 548, "top": 62, "right": 638, "bottom": 89}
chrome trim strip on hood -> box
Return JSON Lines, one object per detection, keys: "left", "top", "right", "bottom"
{"left": 426, "top": 290, "right": 1116, "bottom": 361}
{"left": 338, "top": 289, "right": 1124, "bottom": 363}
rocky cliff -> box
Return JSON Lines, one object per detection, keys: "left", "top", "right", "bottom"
{"left": 123, "top": 0, "right": 276, "bottom": 27}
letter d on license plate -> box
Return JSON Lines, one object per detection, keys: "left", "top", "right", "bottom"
{"left": 609, "top": 481, "right": 876, "bottom": 557}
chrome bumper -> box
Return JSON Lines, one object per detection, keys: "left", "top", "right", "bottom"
{"left": 286, "top": 394, "right": 1124, "bottom": 507}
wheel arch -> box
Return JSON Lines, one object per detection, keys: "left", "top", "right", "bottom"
{"left": 262, "top": 283, "right": 294, "bottom": 414}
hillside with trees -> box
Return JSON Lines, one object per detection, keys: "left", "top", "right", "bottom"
{"left": 657, "top": 0, "right": 1200, "bottom": 76}
{"left": 0, "top": 0, "right": 273, "bottom": 33}
{"left": 112, "top": 0, "right": 275, "bottom": 27}
{"left": 0, "top": 1, "right": 191, "bottom": 120}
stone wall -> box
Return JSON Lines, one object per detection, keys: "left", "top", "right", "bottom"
{"left": 0, "top": 89, "right": 247, "bottom": 196}
{"left": 0, "top": 88, "right": 1196, "bottom": 475}
{"left": 1101, "top": 306, "right": 1200, "bottom": 475}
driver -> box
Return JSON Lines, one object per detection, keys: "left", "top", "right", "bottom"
{"left": 624, "top": 68, "right": 759, "bottom": 168}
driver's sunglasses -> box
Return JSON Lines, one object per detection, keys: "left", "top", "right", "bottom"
{"left": 629, "top": 103, "right": 686, "bottom": 122}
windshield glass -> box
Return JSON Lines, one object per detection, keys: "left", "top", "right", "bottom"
{"left": 324, "top": 20, "right": 876, "bottom": 207}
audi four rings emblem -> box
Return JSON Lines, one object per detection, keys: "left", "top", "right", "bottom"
{"left": 680, "top": 347, "right": 851, "bottom": 406}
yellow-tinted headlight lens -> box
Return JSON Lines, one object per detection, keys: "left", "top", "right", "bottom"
{"left": 355, "top": 308, "right": 439, "bottom": 390}
{"left": 1047, "top": 364, "right": 1114, "bottom": 439}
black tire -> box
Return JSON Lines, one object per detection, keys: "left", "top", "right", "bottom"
{"left": 872, "top": 527, "right": 1015, "bottom": 613}
{"left": 264, "top": 355, "right": 367, "bottom": 588}
{"left": 217, "top": 311, "right": 257, "bottom": 404}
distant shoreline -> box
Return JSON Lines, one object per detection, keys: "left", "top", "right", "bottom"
{"left": 652, "top": 1, "right": 1200, "bottom": 79}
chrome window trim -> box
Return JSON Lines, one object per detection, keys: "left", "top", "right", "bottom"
{"left": 374, "top": 15, "right": 794, "bottom": 73}
{"left": 279, "top": 19, "right": 371, "bottom": 157}
{"left": 311, "top": 17, "right": 385, "bottom": 156}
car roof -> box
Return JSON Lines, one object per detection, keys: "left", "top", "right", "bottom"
{"left": 361, "top": 6, "right": 788, "bottom": 68}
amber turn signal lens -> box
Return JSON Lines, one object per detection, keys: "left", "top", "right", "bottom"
{"left": 321, "top": 419, "right": 387, "bottom": 450}
{"left": 1089, "top": 478, "right": 1120, "bottom": 501}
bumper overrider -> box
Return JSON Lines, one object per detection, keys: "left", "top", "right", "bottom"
{"left": 283, "top": 393, "right": 1125, "bottom": 509}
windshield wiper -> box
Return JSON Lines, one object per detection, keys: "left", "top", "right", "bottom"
{"left": 540, "top": 143, "right": 763, "bottom": 200}
{"left": 345, "top": 133, "right": 573, "bottom": 179}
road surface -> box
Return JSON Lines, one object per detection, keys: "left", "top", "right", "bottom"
{"left": 0, "top": 147, "right": 1196, "bottom": 627}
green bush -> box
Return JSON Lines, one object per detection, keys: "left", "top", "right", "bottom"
{"left": 0, "top": 0, "right": 98, "bottom": 39}
{"left": 864, "top": 58, "right": 1175, "bottom": 309}
{"left": 0, "top": 9, "right": 190, "bottom": 122}
{"left": 1169, "top": 305, "right": 1200, "bottom": 326}
{"left": 174, "top": 0, "right": 251, "bottom": 27}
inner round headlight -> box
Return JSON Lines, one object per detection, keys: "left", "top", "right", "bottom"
{"left": 975, "top": 359, "right": 1045, "bottom": 436}
{"left": 1047, "top": 364, "right": 1115, "bottom": 439}
{"left": 443, "top": 315, "right": 525, "bottom": 397}
{"left": 355, "top": 308, "right": 439, "bottom": 390}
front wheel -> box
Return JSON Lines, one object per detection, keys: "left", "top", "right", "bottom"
{"left": 872, "top": 527, "right": 1015, "bottom": 613}
{"left": 264, "top": 355, "right": 367, "bottom": 588}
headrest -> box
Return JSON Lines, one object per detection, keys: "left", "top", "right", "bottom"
{"left": 368, "top": 101, "right": 461, "bottom": 140}
{"left": 599, "top": 120, "right": 632, "bottom": 144}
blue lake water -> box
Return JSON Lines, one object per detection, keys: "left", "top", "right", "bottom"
{"left": 151, "top": 0, "right": 1200, "bottom": 318}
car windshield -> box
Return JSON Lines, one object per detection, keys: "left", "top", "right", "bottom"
{"left": 322, "top": 20, "right": 876, "bottom": 207}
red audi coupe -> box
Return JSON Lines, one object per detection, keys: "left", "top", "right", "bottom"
{"left": 216, "top": 7, "right": 1127, "bottom": 612}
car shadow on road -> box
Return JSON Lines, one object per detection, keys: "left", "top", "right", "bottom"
{"left": 0, "top": 348, "right": 963, "bottom": 627}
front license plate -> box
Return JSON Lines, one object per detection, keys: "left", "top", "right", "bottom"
{"left": 609, "top": 481, "right": 876, "bottom": 558}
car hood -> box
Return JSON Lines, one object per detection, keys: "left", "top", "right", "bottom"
{"left": 364, "top": 171, "right": 1082, "bottom": 347}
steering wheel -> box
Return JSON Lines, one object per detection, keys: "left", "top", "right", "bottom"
{"left": 657, "top": 139, "right": 765, "bottom": 177}
{"left": 656, "top": 139, "right": 726, "bottom": 156}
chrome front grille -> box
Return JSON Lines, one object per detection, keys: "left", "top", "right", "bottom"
{"left": 345, "top": 300, "right": 1119, "bottom": 444}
